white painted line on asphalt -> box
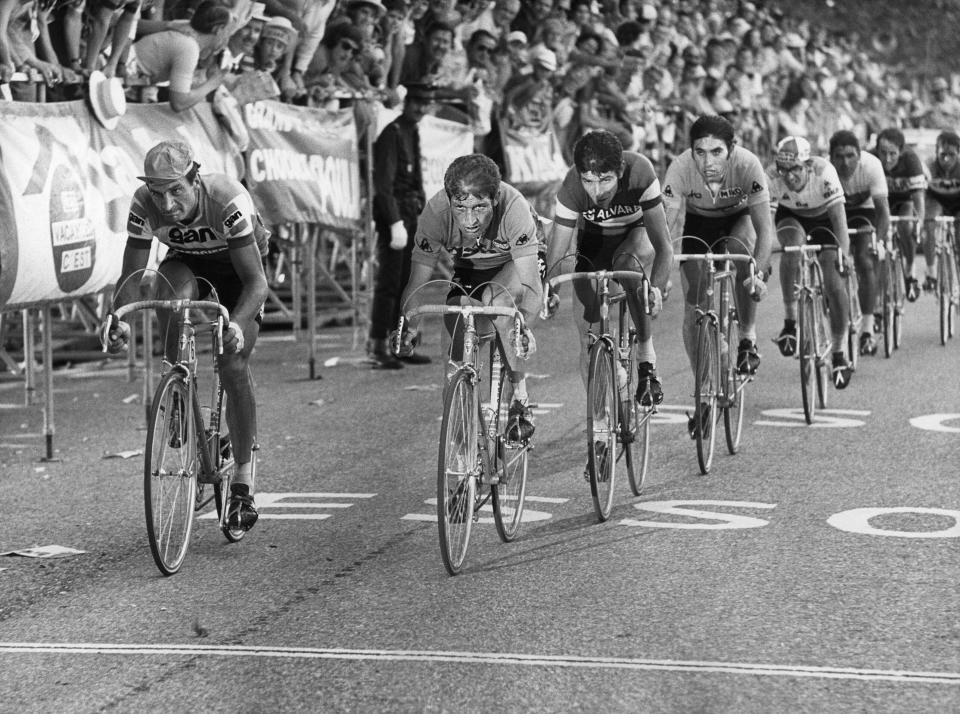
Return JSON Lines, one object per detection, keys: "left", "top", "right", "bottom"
{"left": 1, "top": 642, "right": 958, "bottom": 685}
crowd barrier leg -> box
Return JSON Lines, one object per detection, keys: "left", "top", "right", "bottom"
{"left": 23, "top": 308, "right": 37, "bottom": 406}
{"left": 40, "top": 304, "right": 58, "bottom": 462}
{"left": 290, "top": 232, "right": 303, "bottom": 341}
{"left": 307, "top": 225, "right": 319, "bottom": 380}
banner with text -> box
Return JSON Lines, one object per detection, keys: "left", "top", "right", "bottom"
{"left": 0, "top": 100, "right": 239, "bottom": 310}
{"left": 499, "top": 122, "right": 567, "bottom": 219}
{"left": 242, "top": 100, "right": 361, "bottom": 229}
{"left": 419, "top": 114, "right": 474, "bottom": 199}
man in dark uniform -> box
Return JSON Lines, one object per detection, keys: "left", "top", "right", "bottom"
{"left": 367, "top": 82, "right": 435, "bottom": 367}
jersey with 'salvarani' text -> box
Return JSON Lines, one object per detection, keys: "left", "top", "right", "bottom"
{"left": 661, "top": 145, "right": 769, "bottom": 217}
{"left": 553, "top": 152, "right": 662, "bottom": 241}
{"left": 767, "top": 156, "right": 844, "bottom": 218}
{"left": 126, "top": 174, "right": 270, "bottom": 264}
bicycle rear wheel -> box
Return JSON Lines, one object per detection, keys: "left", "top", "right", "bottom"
{"left": 144, "top": 372, "right": 198, "bottom": 576}
{"left": 586, "top": 339, "right": 617, "bottom": 521}
{"left": 798, "top": 294, "right": 817, "bottom": 425}
{"left": 722, "top": 301, "right": 744, "bottom": 455}
{"left": 693, "top": 319, "right": 719, "bottom": 474}
{"left": 437, "top": 368, "right": 477, "bottom": 575}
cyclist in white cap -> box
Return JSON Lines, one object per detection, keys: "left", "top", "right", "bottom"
{"left": 769, "top": 135, "right": 854, "bottom": 389}
{"left": 105, "top": 139, "right": 270, "bottom": 531}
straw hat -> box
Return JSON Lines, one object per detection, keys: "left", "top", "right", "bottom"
{"left": 88, "top": 70, "right": 126, "bottom": 130}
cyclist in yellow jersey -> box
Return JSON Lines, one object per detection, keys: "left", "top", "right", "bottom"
{"left": 661, "top": 115, "right": 773, "bottom": 437}
{"left": 769, "top": 136, "right": 854, "bottom": 389}
{"left": 105, "top": 140, "right": 270, "bottom": 532}
{"left": 829, "top": 130, "right": 890, "bottom": 357}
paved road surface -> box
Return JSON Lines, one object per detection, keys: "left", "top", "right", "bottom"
{"left": 1, "top": 259, "right": 958, "bottom": 712}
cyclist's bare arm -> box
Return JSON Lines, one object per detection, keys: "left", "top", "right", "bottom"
{"left": 874, "top": 194, "right": 891, "bottom": 247}
{"left": 642, "top": 203, "right": 674, "bottom": 293}
{"left": 748, "top": 200, "right": 774, "bottom": 268}
{"left": 546, "top": 220, "right": 576, "bottom": 276}
{"left": 399, "top": 259, "right": 436, "bottom": 333}
{"left": 827, "top": 202, "right": 851, "bottom": 257}
{"left": 114, "top": 241, "right": 152, "bottom": 308}
{"left": 510, "top": 252, "right": 543, "bottom": 321}
{"left": 227, "top": 238, "right": 270, "bottom": 331}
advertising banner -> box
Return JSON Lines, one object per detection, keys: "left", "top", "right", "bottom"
{"left": 243, "top": 100, "right": 361, "bottom": 229}
{"left": 499, "top": 121, "right": 567, "bottom": 219}
{"left": 0, "top": 100, "right": 238, "bottom": 310}
{"left": 419, "top": 114, "right": 474, "bottom": 199}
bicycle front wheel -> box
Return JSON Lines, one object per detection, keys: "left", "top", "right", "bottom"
{"left": 144, "top": 371, "right": 198, "bottom": 576}
{"left": 622, "top": 324, "right": 648, "bottom": 496}
{"left": 492, "top": 438, "right": 528, "bottom": 542}
{"left": 693, "top": 319, "right": 719, "bottom": 474}
{"left": 586, "top": 340, "right": 617, "bottom": 521}
{"left": 846, "top": 271, "right": 860, "bottom": 372}
{"left": 881, "top": 256, "right": 895, "bottom": 358}
{"left": 939, "top": 256, "right": 950, "bottom": 345}
{"left": 893, "top": 258, "right": 905, "bottom": 350}
{"left": 798, "top": 294, "right": 817, "bottom": 425}
{"left": 437, "top": 368, "right": 477, "bottom": 575}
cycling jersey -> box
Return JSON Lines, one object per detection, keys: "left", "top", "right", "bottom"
{"left": 553, "top": 152, "right": 662, "bottom": 241}
{"left": 412, "top": 181, "right": 540, "bottom": 271}
{"left": 767, "top": 156, "right": 844, "bottom": 218}
{"left": 838, "top": 151, "right": 887, "bottom": 210}
{"left": 876, "top": 147, "right": 926, "bottom": 205}
{"left": 926, "top": 157, "right": 960, "bottom": 207}
{"left": 127, "top": 174, "right": 270, "bottom": 264}
{"left": 662, "top": 145, "right": 770, "bottom": 217}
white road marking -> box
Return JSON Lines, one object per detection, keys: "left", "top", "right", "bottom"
{"left": 0, "top": 642, "right": 957, "bottom": 684}
{"left": 909, "top": 413, "right": 960, "bottom": 433}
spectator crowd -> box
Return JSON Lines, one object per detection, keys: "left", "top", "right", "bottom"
{"left": 3, "top": 0, "right": 960, "bottom": 171}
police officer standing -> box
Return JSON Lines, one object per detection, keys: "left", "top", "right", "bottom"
{"left": 367, "top": 83, "right": 435, "bottom": 368}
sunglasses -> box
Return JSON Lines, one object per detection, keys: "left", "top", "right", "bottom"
{"left": 338, "top": 40, "right": 360, "bottom": 55}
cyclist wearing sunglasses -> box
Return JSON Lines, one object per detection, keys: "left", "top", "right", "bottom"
{"left": 769, "top": 135, "right": 854, "bottom": 389}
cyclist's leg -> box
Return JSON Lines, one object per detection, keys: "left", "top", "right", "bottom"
{"left": 572, "top": 235, "right": 610, "bottom": 391}
{"left": 776, "top": 215, "right": 804, "bottom": 354}
{"left": 924, "top": 197, "right": 944, "bottom": 291}
{"left": 895, "top": 201, "right": 920, "bottom": 297}
{"left": 728, "top": 215, "right": 761, "bottom": 368}
{"left": 848, "top": 211, "right": 878, "bottom": 345}
{"left": 155, "top": 257, "right": 200, "bottom": 361}
{"left": 612, "top": 227, "right": 663, "bottom": 405}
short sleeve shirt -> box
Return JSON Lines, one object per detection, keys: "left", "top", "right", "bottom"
{"left": 877, "top": 147, "right": 927, "bottom": 205}
{"left": 411, "top": 181, "right": 540, "bottom": 271}
{"left": 926, "top": 157, "right": 960, "bottom": 203}
{"left": 553, "top": 152, "right": 662, "bottom": 242}
{"left": 838, "top": 150, "right": 887, "bottom": 210}
{"left": 767, "top": 156, "right": 844, "bottom": 218}
{"left": 127, "top": 174, "right": 270, "bottom": 265}
{"left": 661, "top": 146, "right": 769, "bottom": 217}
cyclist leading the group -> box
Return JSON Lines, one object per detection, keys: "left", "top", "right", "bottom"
{"left": 660, "top": 115, "right": 772, "bottom": 436}
{"left": 875, "top": 127, "right": 928, "bottom": 302}
{"left": 545, "top": 129, "right": 673, "bottom": 407}
{"left": 105, "top": 140, "right": 269, "bottom": 532}
{"left": 828, "top": 129, "right": 890, "bottom": 357}
{"left": 398, "top": 153, "right": 541, "bottom": 442}
{"left": 770, "top": 135, "right": 854, "bottom": 389}
{"left": 924, "top": 130, "right": 960, "bottom": 288}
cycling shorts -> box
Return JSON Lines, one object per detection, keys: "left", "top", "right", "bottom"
{"left": 681, "top": 209, "right": 749, "bottom": 254}
{"left": 927, "top": 193, "right": 960, "bottom": 216}
{"left": 574, "top": 230, "right": 637, "bottom": 272}
{"left": 775, "top": 206, "right": 837, "bottom": 246}
{"left": 160, "top": 252, "right": 264, "bottom": 325}
{"left": 889, "top": 198, "right": 917, "bottom": 215}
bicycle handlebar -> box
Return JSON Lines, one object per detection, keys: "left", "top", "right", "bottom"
{"left": 111, "top": 299, "right": 230, "bottom": 322}
{"left": 674, "top": 253, "right": 757, "bottom": 265}
{"left": 403, "top": 303, "right": 527, "bottom": 326}
{"left": 546, "top": 269, "right": 649, "bottom": 289}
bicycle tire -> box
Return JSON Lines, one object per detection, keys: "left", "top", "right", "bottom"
{"left": 622, "top": 323, "right": 648, "bottom": 497}
{"left": 492, "top": 341, "right": 527, "bottom": 542}
{"left": 586, "top": 339, "right": 617, "bottom": 521}
{"left": 437, "top": 368, "right": 477, "bottom": 575}
{"left": 893, "top": 258, "right": 905, "bottom": 350}
{"left": 949, "top": 254, "right": 957, "bottom": 339}
{"left": 939, "top": 256, "right": 949, "bottom": 345}
{"left": 882, "top": 255, "right": 895, "bottom": 358}
{"left": 798, "top": 294, "right": 817, "bottom": 425}
{"left": 144, "top": 371, "right": 198, "bottom": 576}
{"left": 811, "top": 264, "right": 829, "bottom": 410}
{"left": 693, "top": 319, "right": 719, "bottom": 474}
{"left": 722, "top": 292, "right": 744, "bottom": 455}
{"left": 846, "top": 269, "right": 860, "bottom": 372}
